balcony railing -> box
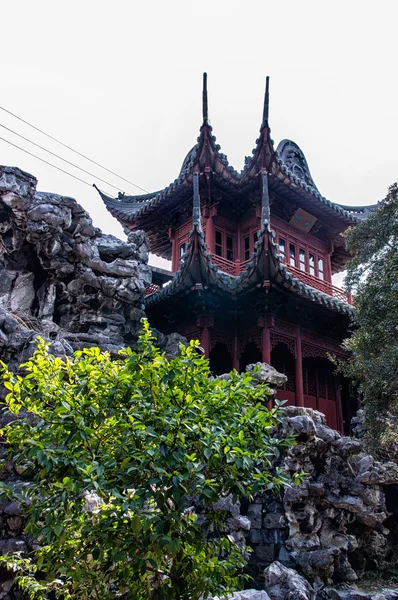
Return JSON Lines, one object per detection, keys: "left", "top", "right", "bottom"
{"left": 210, "top": 254, "right": 353, "bottom": 305}
{"left": 144, "top": 283, "right": 161, "bottom": 296}
{"left": 210, "top": 254, "right": 252, "bottom": 276}
{"left": 286, "top": 263, "right": 352, "bottom": 304}
{"left": 144, "top": 256, "right": 352, "bottom": 305}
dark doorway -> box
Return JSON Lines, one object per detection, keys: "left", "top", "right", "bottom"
{"left": 341, "top": 378, "right": 360, "bottom": 434}
{"left": 209, "top": 342, "right": 233, "bottom": 376}
{"left": 240, "top": 342, "right": 262, "bottom": 372}
{"left": 303, "top": 357, "right": 339, "bottom": 430}
{"left": 271, "top": 343, "right": 296, "bottom": 405}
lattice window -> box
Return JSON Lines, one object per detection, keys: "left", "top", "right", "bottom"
{"left": 271, "top": 344, "right": 296, "bottom": 392}
{"left": 318, "top": 257, "right": 324, "bottom": 280}
{"left": 301, "top": 343, "right": 328, "bottom": 360}
{"left": 270, "top": 332, "right": 296, "bottom": 358}
{"left": 285, "top": 369, "right": 296, "bottom": 392}
{"left": 303, "top": 367, "right": 317, "bottom": 397}
{"left": 239, "top": 329, "right": 262, "bottom": 357}
{"left": 327, "top": 374, "right": 336, "bottom": 400}
{"left": 210, "top": 330, "right": 234, "bottom": 353}
{"left": 273, "top": 320, "right": 297, "bottom": 338}
{"left": 318, "top": 375, "right": 326, "bottom": 399}
{"left": 301, "top": 330, "right": 345, "bottom": 354}
{"left": 175, "top": 221, "right": 193, "bottom": 240}
{"left": 184, "top": 329, "right": 202, "bottom": 343}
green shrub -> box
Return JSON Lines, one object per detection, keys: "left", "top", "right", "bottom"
{"left": 0, "top": 320, "right": 298, "bottom": 599}
{"left": 339, "top": 182, "right": 398, "bottom": 453}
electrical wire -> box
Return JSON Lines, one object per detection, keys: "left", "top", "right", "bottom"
{"left": 0, "top": 123, "right": 125, "bottom": 194}
{"left": 0, "top": 104, "right": 149, "bottom": 194}
{"left": 0, "top": 134, "right": 115, "bottom": 196}
{"left": 0, "top": 122, "right": 130, "bottom": 195}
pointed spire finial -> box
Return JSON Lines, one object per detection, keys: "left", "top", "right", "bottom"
{"left": 262, "top": 76, "right": 270, "bottom": 125}
{"left": 202, "top": 72, "right": 208, "bottom": 122}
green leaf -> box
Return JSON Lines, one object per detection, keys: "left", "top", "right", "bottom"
{"left": 131, "top": 515, "right": 141, "bottom": 534}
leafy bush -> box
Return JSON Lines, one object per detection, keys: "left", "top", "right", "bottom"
{"left": 0, "top": 320, "right": 298, "bottom": 599}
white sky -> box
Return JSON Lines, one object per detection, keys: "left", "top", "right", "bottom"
{"left": 1, "top": 0, "right": 397, "bottom": 282}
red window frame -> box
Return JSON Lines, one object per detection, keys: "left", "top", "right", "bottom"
{"left": 276, "top": 231, "right": 329, "bottom": 282}
{"left": 215, "top": 229, "right": 235, "bottom": 261}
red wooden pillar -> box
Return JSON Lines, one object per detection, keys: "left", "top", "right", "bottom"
{"left": 325, "top": 249, "right": 333, "bottom": 283}
{"left": 197, "top": 315, "right": 214, "bottom": 360}
{"left": 262, "top": 327, "right": 271, "bottom": 364}
{"left": 295, "top": 328, "right": 304, "bottom": 407}
{"left": 204, "top": 206, "right": 216, "bottom": 253}
{"left": 232, "top": 334, "right": 240, "bottom": 372}
{"left": 169, "top": 228, "right": 176, "bottom": 272}
{"left": 257, "top": 314, "right": 271, "bottom": 364}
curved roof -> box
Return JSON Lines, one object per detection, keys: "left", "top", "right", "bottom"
{"left": 145, "top": 212, "right": 354, "bottom": 316}
{"left": 95, "top": 74, "right": 378, "bottom": 257}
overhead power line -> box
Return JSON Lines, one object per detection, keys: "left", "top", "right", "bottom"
{"left": 0, "top": 134, "right": 114, "bottom": 196}
{"left": 0, "top": 104, "right": 149, "bottom": 194}
{"left": 0, "top": 122, "right": 124, "bottom": 194}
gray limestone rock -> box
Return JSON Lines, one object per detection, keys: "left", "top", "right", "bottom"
{"left": 320, "top": 587, "right": 398, "bottom": 600}
{"left": 264, "top": 561, "right": 315, "bottom": 600}
{"left": 209, "top": 592, "right": 271, "bottom": 600}
{"left": 245, "top": 362, "right": 288, "bottom": 387}
{"left": 0, "top": 165, "right": 151, "bottom": 361}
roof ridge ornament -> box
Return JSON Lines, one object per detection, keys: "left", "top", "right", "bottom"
{"left": 262, "top": 76, "right": 270, "bottom": 126}
{"left": 202, "top": 72, "right": 208, "bottom": 122}
{"left": 261, "top": 171, "right": 270, "bottom": 224}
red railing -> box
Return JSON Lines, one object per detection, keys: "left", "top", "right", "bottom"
{"left": 144, "top": 258, "right": 352, "bottom": 305}
{"left": 209, "top": 254, "right": 352, "bottom": 304}
{"left": 211, "top": 254, "right": 252, "bottom": 276}
{"left": 144, "top": 283, "right": 161, "bottom": 297}
{"left": 281, "top": 263, "right": 352, "bottom": 304}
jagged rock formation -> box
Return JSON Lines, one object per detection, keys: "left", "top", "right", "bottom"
{"left": 243, "top": 406, "right": 398, "bottom": 590}
{"left": 210, "top": 591, "right": 270, "bottom": 600}
{"left": 0, "top": 165, "right": 151, "bottom": 365}
{"left": 178, "top": 406, "right": 398, "bottom": 597}
{"left": 245, "top": 362, "right": 288, "bottom": 398}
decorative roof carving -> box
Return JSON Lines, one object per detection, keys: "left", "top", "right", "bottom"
{"left": 179, "top": 146, "right": 198, "bottom": 178}
{"left": 276, "top": 139, "right": 319, "bottom": 193}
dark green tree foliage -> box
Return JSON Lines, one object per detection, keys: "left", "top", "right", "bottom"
{"left": 342, "top": 183, "right": 398, "bottom": 450}
{"left": 0, "top": 321, "right": 298, "bottom": 600}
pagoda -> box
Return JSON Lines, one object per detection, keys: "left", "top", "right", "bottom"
{"left": 96, "top": 74, "right": 377, "bottom": 433}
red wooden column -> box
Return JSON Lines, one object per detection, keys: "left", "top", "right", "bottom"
{"left": 197, "top": 315, "right": 214, "bottom": 359}
{"left": 295, "top": 328, "right": 305, "bottom": 407}
{"left": 204, "top": 206, "right": 217, "bottom": 253}
{"left": 258, "top": 314, "right": 271, "bottom": 364}
{"left": 232, "top": 334, "right": 240, "bottom": 371}
{"left": 169, "top": 228, "right": 177, "bottom": 272}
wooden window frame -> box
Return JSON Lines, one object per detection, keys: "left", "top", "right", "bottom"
{"left": 241, "top": 227, "right": 260, "bottom": 262}
{"left": 272, "top": 220, "right": 331, "bottom": 283}
{"left": 214, "top": 228, "right": 235, "bottom": 262}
